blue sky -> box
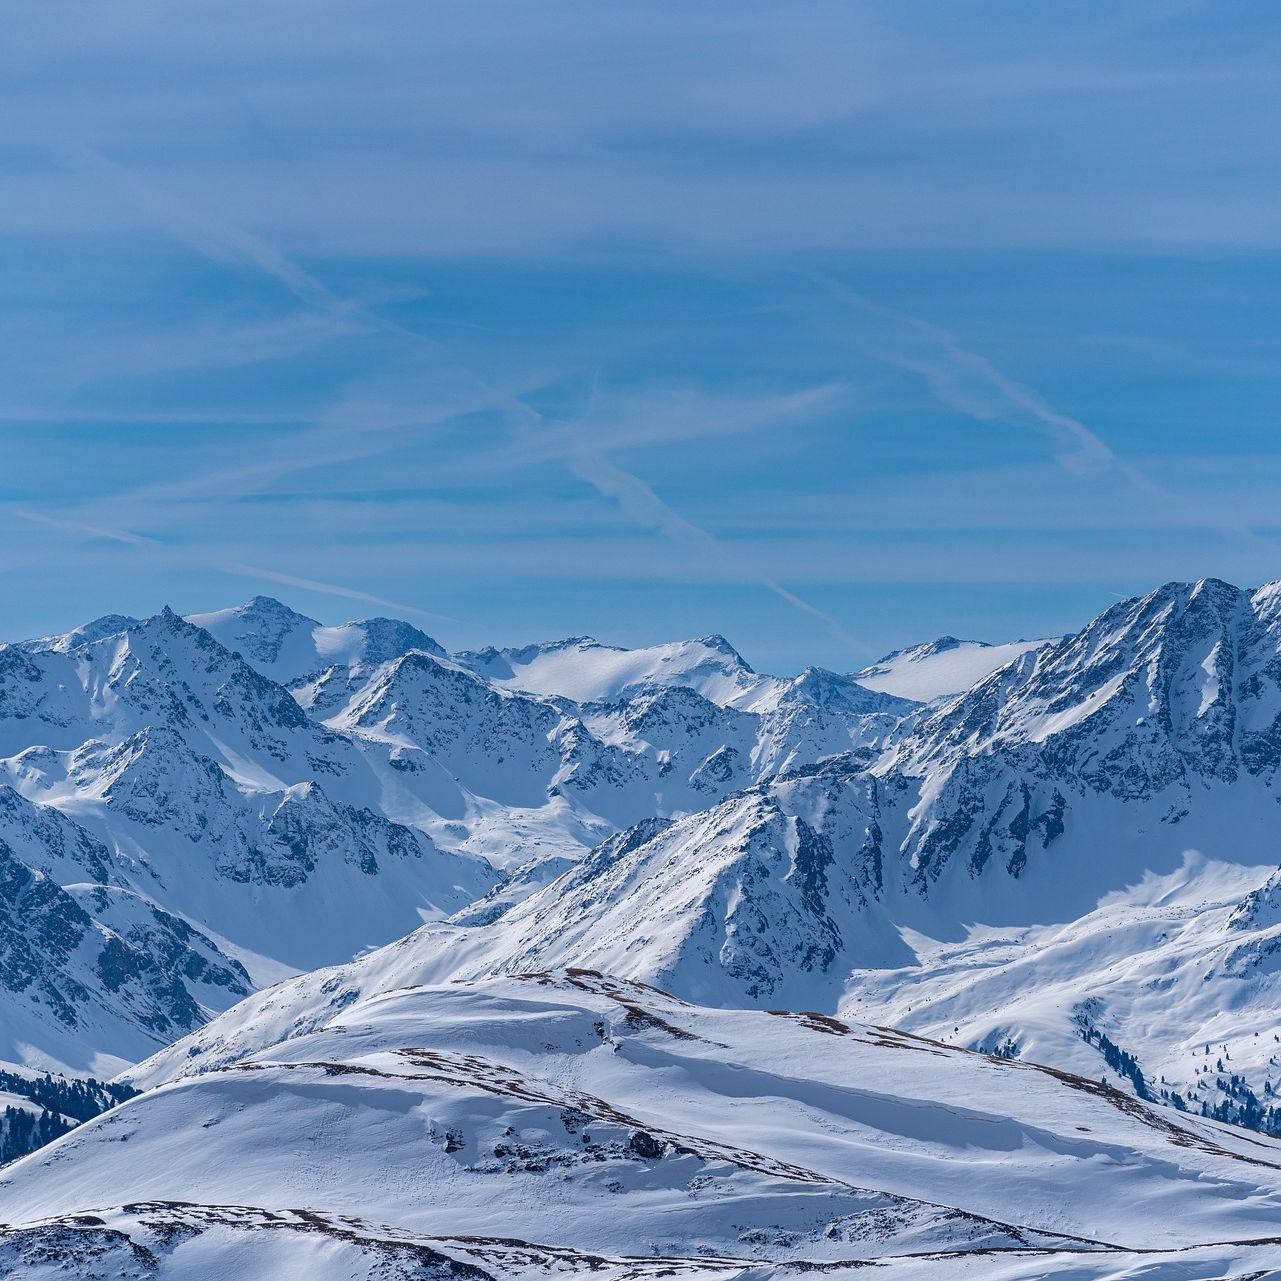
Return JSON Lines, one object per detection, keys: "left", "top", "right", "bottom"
{"left": 3, "top": 2, "right": 1281, "bottom": 671}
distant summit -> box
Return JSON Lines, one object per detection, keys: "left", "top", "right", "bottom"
{"left": 854, "top": 634, "right": 1050, "bottom": 702}
{"left": 186, "top": 596, "right": 445, "bottom": 684}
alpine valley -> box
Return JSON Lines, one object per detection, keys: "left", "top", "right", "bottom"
{"left": 7, "top": 581, "right": 1281, "bottom": 1277}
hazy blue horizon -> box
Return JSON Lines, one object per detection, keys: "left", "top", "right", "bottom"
{"left": 4, "top": 3, "right": 1280, "bottom": 671}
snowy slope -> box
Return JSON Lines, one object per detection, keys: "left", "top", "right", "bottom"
{"left": 0, "top": 1063, "right": 133, "bottom": 1165}
{"left": 854, "top": 635, "right": 1050, "bottom": 701}
{"left": 5, "top": 725, "right": 494, "bottom": 977}
{"left": 839, "top": 852, "right": 1281, "bottom": 1132}
{"left": 6, "top": 971, "right": 1281, "bottom": 1277}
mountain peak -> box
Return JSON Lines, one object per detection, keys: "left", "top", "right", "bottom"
{"left": 339, "top": 616, "right": 445, "bottom": 663}
{"left": 694, "top": 634, "right": 753, "bottom": 668}
{"left": 239, "top": 594, "right": 317, "bottom": 621}
{"left": 20, "top": 613, "right": 140, "bottom": 653}
{"left": 139, "top": 605, "right": 215, "bottom": 643}
{"left": 787, "top": 665, "right": 917, "bottom": 715}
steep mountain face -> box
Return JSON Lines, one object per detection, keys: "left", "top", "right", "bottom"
{"left": 0, "top": 787, "right": 251, "bottom": 1072}
{"left": 331, "top": 651, "right": 589, "bottom": 807}
{"left": 831, "top": 579, "right": 1281, "bottom": 1116}
{"left": 399, "top": 772, "right": 903, "bottom": 1010}
{"left": 878, "top": 578, "right": 1281, "bottom": 912}
{"left": 0, "top": 669, "right": 495, "bottom": 981}
{"left": 8, "top": 971, "right": 1281, "bottom": 1279}
{"left": 753, "top": 666, "right": 912, "bottom": 773}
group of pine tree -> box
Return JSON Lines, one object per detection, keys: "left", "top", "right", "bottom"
{"left": 0, "top": 1068, "right": 135, "bottom": 1165}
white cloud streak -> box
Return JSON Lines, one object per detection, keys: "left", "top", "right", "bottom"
{"left": 813, "top": 277, "right": 1281, "bottom": 556}
{"left": 226, "top": 564, "right": 457, "bottom": 624}
{"left": 570, "top": 450, "right": 861, "bottom": 654}
{"left": 813, "top": 277, "right": 1122, "bottom": 475}
{"left": 15, "top": 509, "right": 158, "bottom": 547}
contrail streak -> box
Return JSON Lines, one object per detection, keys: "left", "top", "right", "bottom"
{"left": 227, "top": 564, "right": 458, "bottom": 624}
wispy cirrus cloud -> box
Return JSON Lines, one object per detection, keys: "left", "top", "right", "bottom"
{"left": 813, "top": 277, "right": 1121, "bottom": 476}
{"left": 570, "top": 449, "right": 861, "bottom": 653}
{"left": 14, "top": 509, "right": 158, "bottom": 547}
{"left": 812, "top": 276, "right": 1281, "bottom": 556}
{"left": 225, "top": 564, "right": 458, "bottom": 624}
{"left": 4, "top": 2, "right": 1281, "bottom": 665}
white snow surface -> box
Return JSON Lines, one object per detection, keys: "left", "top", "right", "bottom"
{"left": 187, "top": 595, "right": 446, "bottom": 686}
{"left": 6, "top": 971, "right": 1281, "bottom": 1277}
{"left": 454, "top": 634, "right": 786, "bottom": 709}
{"left": 854, "top": 635, "right": 1050, "bottom": 701}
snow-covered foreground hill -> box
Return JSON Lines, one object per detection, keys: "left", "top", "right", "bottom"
{"left": 7, "top": 970, "right": 1281, "bottom": 1278}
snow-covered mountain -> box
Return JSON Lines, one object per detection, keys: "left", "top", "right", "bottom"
{"left": 0, "top": 605, "right": 498, "bottom": 1068}
{"left": 6, "top": 970, "right": 1281, "bottom": 1278}
{"left": 275, "top": 577, "right": 1281, "bottom": 1138}
{"left": 187, "top": 595, "right": 446, "bottom": 687}
{"left": 0, "top": 599, "right": 919, "bottom": 1070}
{"left": 455, "top": 633, "right": 779, "bottom": 707}
{"left": 11, "top": 579, "right": 1281, "bottom": 1272}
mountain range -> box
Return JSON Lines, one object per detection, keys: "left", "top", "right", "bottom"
{"left": 5, "top": 579, "right": 1281, "bottom": 1275}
